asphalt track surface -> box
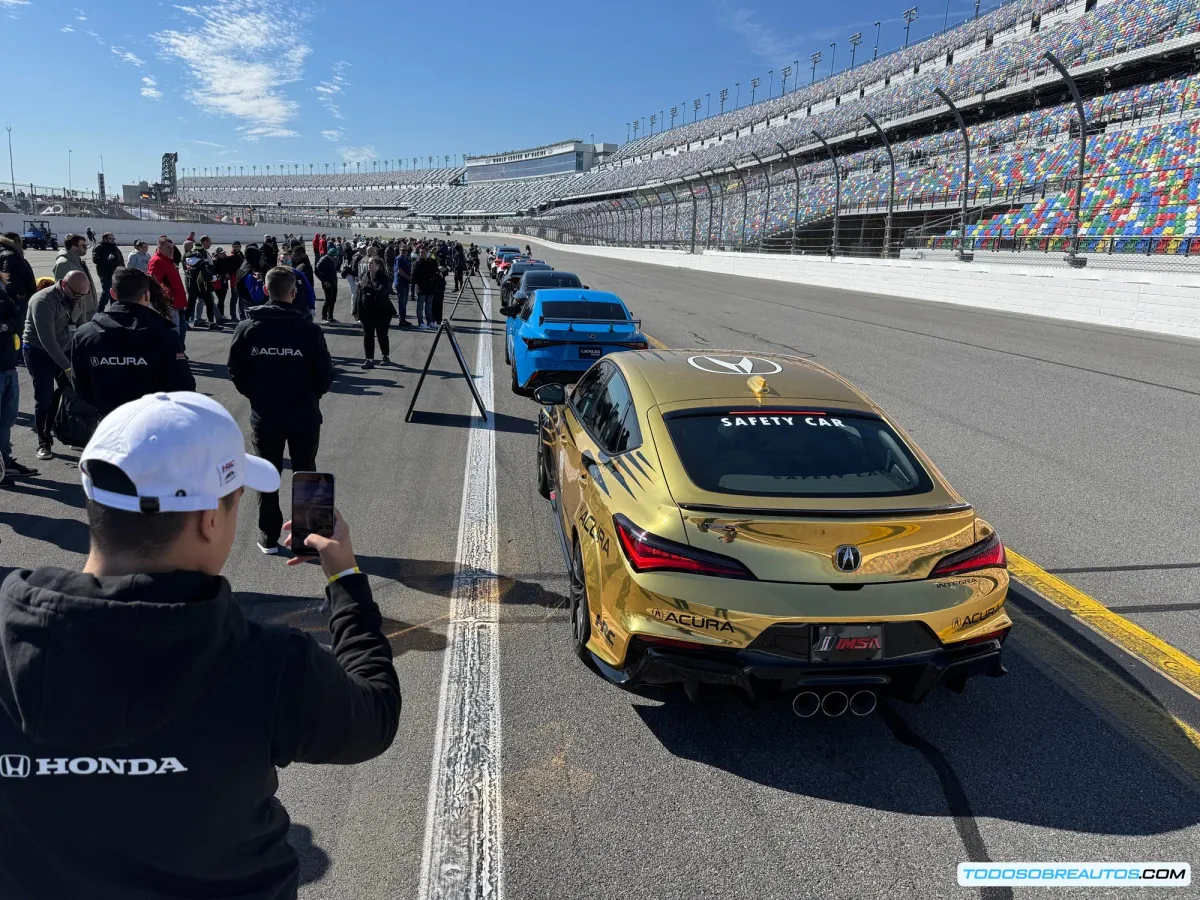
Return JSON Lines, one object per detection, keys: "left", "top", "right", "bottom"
{"left": 3, "top": 242, "right": 1200, "bottom": 899}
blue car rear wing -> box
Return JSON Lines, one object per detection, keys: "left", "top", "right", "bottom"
{"left": 538, "top": 317, "right": 642, "bottom": 331}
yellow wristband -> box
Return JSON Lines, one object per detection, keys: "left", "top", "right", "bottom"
{"left": 327, "top": 567, "right": 360, "bottom": 585}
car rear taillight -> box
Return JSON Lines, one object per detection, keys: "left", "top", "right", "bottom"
{"left": 613, "top": 514, "right": 755, "bottom": 579}
{"left": 929, "top": 533, "right": 1006, "bottom": 578}
{"left": 523, "top": 338, "right": 556, "bottom": 350}
{"left": 613, "top": 341, "right": 649, "bottom": 349}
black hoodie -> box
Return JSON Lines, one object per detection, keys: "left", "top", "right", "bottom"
{"left": 227, "top": 301, "right": 334, "bottom": 429}
{"left": 0, "top": 568, "right": 401, "bottom": 900}
{"left": 71, "top": 301, "right": 197, "bottom": 416}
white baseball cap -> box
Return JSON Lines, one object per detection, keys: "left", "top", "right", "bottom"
{"left": 80, "top": 392, "right": 280, "bottom": 513}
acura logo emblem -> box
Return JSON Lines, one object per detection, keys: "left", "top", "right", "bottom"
{"left": 686, "top": 355, "right": 784, "bottom": 376}
{"left": 834, "top": 545, "right": 861, "bottom": 572}
{"left": 0, "top": 755, "right": 30, "bottom": 778}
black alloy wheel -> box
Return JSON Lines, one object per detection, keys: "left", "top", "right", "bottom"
{"left": 569, "top": 540, "right": 592, "bottom": 660}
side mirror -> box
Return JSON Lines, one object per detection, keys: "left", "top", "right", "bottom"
{"left": 533, "top": 383, "right": 567, "bottom": 406}
{"left": 583, "top": 285, "right": 590, "bottom": 290}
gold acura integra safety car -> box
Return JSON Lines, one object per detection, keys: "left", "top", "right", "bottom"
{"left": 533, "top": 351, "right": 1010, "bottom": 716}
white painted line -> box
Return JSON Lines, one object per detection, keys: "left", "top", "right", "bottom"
{"left": 417, "top": 279, "right": 504, "bottom": 900}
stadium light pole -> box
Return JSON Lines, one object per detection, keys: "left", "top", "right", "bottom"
{"left": 864, "top": 112, "right": 896, "bottom": 257}
{"left": 1044, "top": 50, "right": 1089, "bottom": 266}
{"left": 943, "top": 0, "right": 951, "bottom": 31}
{"left": 829, "top": 43, "right": 836, "bottom": 77}
{"left": 670, "top": 107, "right": 677, "bottom": 129}
{"left": 810, "top": 52, "right": 820, "bottom": 86}
{"left": 849, "top": 32, "right": 862, "bottom": 69}
{"left": 903, "top": 7, "right": 919, "bottom": 48}
{"left": 750, "top": 78, "right": 759, "bottom": 105}
{"left": 693, "top": 99, "right": 701, "bottom": 122}
{"left": 780, "top": 66, "right": 791, "bottom": 96}
{"left": 719, "top": 89, "right": 728, "bottom": 114}
{"left": 873, "top": 21, "right": 881, "bottom": 59}
{"left": 792, "top": 61, "right": 799, "bottom": 92}
{"left": 735, "top": 82, "right": 741, "bottom": 109}
{"left": 813, "top": 130, "right": 841, "bottom": 256}
{"left": 767, "top": 72, "right": 772, "bottom": 100}
{"left": 650, "top": 114, "right": 657, "bottom": 136}
{"left": 707, "top": 93, "right": 711, "bottom": 118}
{"left": 6, "top": 125, "right": 16, "bottom": 209}
{"left": 935, "top": 86, "right": 974, "bottom": 261}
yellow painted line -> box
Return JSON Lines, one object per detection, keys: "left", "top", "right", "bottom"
{"left": 1009, "top": 551, "right": 1200, "bottom": 702}
{"left": 642, "top": 329, "right": 1200, "bottom": 703}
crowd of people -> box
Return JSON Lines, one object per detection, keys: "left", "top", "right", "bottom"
{"left": 0, "top": 226, "right": 499, "bottom": 899}
{"left": 0, "top": 228, "right": 485, "bottom": 480}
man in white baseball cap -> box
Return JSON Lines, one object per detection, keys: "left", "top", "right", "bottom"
{"left": 0, "top": 391, "right": 401, "bottom": 900}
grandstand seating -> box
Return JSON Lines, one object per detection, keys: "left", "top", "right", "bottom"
{"left": 172, "top": 0, "right": 1200, "bottom": 254}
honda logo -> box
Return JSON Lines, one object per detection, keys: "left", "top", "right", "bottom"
{"left": 686, "top": 355, "right": 784, "bottom": 376}
{"left": 834, "top": 545, "right": 862, "bottom": 572}
{"left": 0, "top": 755, "right": 30, "bottom": 778}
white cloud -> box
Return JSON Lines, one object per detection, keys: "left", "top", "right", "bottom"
{"left": 141, "top": 76, "right": 163, "bottom": 100}
{"left": 59, "top": 24, "right": 74, "bottom": 32}
{"left": 314, "top": 60, "right": 350, "bottom": 121}
{"left": 112, "top": 47, "right": 145, "bottom": 66}
{"left": 73, "top": 6, "right": 86, "bottom": 19}
{"left": 0, "top": 0, "right": 32, "bottom": 6}
{"left": 154, "top": 0, "right": 310, "bottom": 131}
{"left": 239, "top": 125, "right": 299, "bottom": 141}
{"left": 321, "top": 129, "right": 343, "bottom": 141}
{"left": 337, "top": 145, "right": 376, "bottom": 164}
{"left": 191, "top": 138, "right": 225, "bottom": 148}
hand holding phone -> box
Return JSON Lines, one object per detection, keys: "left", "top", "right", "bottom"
{"left": 288, "top": 472, "right": 336, "bottom": 557}
{"left": 283, "top": 506, "right": 356, "bottom": 578}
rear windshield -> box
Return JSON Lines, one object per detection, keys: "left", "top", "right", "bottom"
{"left": 541, "top": 301, "right": 629, "bottom": 321}
{"left": 525, "top": 272, "right": 582, "bottom": 288}
{"left": 664, "top": 411, "right": 933, "bottom": 497}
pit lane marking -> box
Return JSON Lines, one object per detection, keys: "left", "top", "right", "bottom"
{"left": 417, "top": 275, "right": 504, "bottom": 900}
{"left": 639, "top": 329, "right": 1200, "bottom": 705}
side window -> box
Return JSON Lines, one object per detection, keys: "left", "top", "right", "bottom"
{"left": 591, "top": 371, "right": 642, "bottom": 454}
{"left": 520, "top": 294, "right": 536, "bottom": 321}
{"left": 569, "top": 362, "right": 612, "bottom": 429}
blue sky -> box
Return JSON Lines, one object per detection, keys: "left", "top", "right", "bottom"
{"left": 3, "top": 0, "right": 993, "bottom": 190}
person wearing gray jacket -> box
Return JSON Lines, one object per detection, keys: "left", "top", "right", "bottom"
{"left": 51, "top": 234, "right": 98, "bottom": 324}
{"left": 126, "top": 240, "right": 152, "bottom": 273}
{"left": 22, "top": 271, "right": 89, "bottom": 460}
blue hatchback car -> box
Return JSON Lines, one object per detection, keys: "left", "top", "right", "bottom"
{"left": 505, "top": 289, "right": 647, "bottom": 395}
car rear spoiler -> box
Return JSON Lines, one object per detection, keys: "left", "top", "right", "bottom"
{"left": 538, "top": 317, "right": 642, "bottom": 331}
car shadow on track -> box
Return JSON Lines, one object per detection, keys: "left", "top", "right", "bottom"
{"left": 234, "top": 590, "right": 447, "bottom": 656}
{"left": 628, "top": 644, "right": 1200, "bottom": 837}
{"left": 405, "top": 409, "right": 534, "bottom": 435}
{"left": 355, "top": 555, "right": 568, "bottom": 612}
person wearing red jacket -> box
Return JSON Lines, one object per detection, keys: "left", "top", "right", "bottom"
{"left": 148, "top": 235, "right": 189, "bottom": 348}
{"left": 311, "top": 234, "right": 320, "bottom": 260}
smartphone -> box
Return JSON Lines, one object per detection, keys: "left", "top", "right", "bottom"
{"left": 291, "top": 472, "right": 335, "bottom": 556}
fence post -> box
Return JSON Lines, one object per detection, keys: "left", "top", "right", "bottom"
{"left": 690, "top": 178, "right": 700, "bottom": 254}
{"left": 751, "top": 153, "right": 768, "bottom": 252}
{"left": 864, "top": 113, "right": 895, "bottom": 258}
{"left": 813, "top": 130, "right": 840, "bottom": 255}
{"left": 935, "top": 87, "right": 973, "bottom": 261}
{"left": 1044, "top": 51, "right": 1089, "bottom": 267}
{"left": 703, "top": 173, "right": 716, "bottom": 251}
{"left": 775, "top": 142, "right": 800, "bottom": 254}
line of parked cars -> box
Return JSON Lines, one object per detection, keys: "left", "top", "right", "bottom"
{"left": 488, "top": 245, "right": 648, "bottom": 396}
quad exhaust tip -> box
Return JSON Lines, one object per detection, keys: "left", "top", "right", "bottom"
{"left": 849, "top": 690, "right": 877, "bottom": 716}
{"left": 792, "top": 689, "right": 877, "bottom": 718}
{"left": 792, "top": 691, "right": 820, "bottom": 718}
{"left": 821, "top": 690, "right": 849, "bottom": 717}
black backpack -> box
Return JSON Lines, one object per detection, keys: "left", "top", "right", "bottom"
{"left": 53, "top": 385, "right": 100, "bottom": 448}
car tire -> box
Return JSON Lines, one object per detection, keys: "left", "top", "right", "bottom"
{"left": 569, "top": 540, "right": 592, "bottom": 661}
{"left": 511, "top": 366, "right": 523, "bottom": 396}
